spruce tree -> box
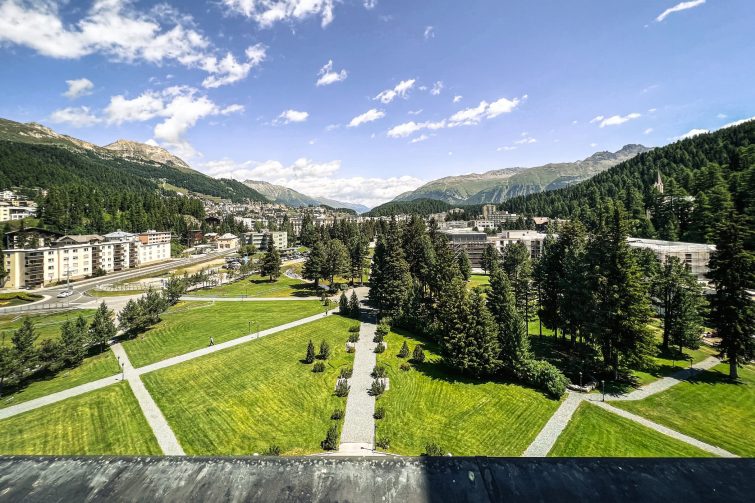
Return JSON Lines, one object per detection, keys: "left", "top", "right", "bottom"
{"left": 481, "top": 243, "right": 498, "bottom": 275}
{"left": 652, "top": 256, "right": 705, "bottom": 353}
{"left": 260, "top": 241, "right": 282, "bottom": 281}
{"left": 339, "top": 291, "right": 349, "bottom": 315}
{"left": 11, "top": 318, "right": 38, "bottom": 381}
{"left": 463, "top": 290, "right": 501, "bottom": 377}
{"left": 708, "top": 216, "right": 755, "bottom": 379}
{"left": 488, "top": 265, "right": 530, "bottom": 370}
{"left": 398, "top": 340, "right": 409, "bottom": 358}
{"left": 323, "top": 239, "right": 349, "bottom": 285}
{"left": 411, "top": 345, "right": 425, "bottom": 363}
{"left": 305, "top": 340, "right": 315, "bottom": 364}
{"left": 91, "top": 301, "right": 117, "bottom": 352}
{"left": 502, "top": 241, "right": 534, "bottom": 321}
{"left": 303, "top": 239, "right": 326, "bottom": 289}
{"left": 375, "top": 220, "right": 411, "bottom": 318}
{"left": 348, "top": 290, "right": 360, "bottom": 318}
{"left": 0, "top": 346, "right": 16, "bottom": 397}
{"left": 457, "top": 250, "right": 472, "bottom": 281}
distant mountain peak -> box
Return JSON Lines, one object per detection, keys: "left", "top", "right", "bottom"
{"left": 244, "top": 179, "right": 370, "bottom": 213}
{"left": 103, "top": 139, "right": 193, "bottom": 172}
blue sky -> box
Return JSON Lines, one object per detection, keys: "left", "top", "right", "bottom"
{"left": 0, "top": 0, "right": 753, "bottom": 207}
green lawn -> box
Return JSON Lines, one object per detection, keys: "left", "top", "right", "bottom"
{"left": 122, "top": 300, "right": 326, "bottom": 367}
{"left": 0, "top": 310, "right": 97, "bottom": 347}
{"left": 0, "top": 350, "right": 121, "bottom": 409}
{"left": 142, "top": 315, "right": 356, "bottom": 455}
{"left": 614, "top": 364, "right": 755, "bottom": 457}
{"left": 0, "top": 383, "right": 161, "bottom": 455}
{"left": 467, "top": 274, "right": 490, "bottom": 290}
{"left": 548, "top": 402, "right": 712, "bottom": 457}
{"left": 374, "top": 329, "right": 562, "bottom": 456}
{"left": 188, "top": 274, "right": 319, "bottom": 298}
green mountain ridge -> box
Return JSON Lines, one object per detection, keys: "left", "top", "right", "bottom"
{"left": 243, "top": 179, "right": 371, "bottom": 213}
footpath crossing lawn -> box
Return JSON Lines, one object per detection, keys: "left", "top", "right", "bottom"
{"left": 548, "top": 402, "right": 712, "bottom": 457}
{"left": 0, "top": 309, "right": 97, "bottom": 347}
{"left": 0, "top": 351, "right": 120, "bottom": 409}
{"left": 142, "top": 315, "right": 356, "bottom": 455}
{"left": 121, "top": 300, "right": 325, "bottom": 367}
{"left": 0, "top": 383, "right": 161, "bottom": 455}
{"left": 374, "top": 330, "right": 561, "bottom": 456}
{"left": 615, "top": 364, "right": 755, "bottom": 457}
{"left": 188, "top": 274, "right": 318, "bottom": 298}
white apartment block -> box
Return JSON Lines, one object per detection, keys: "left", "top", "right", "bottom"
{"left": 487, "top": 230, "right": 548, "bottom": 260}
{"left": 2, "top": 230, "right": 171, "bottom": 289}
{"left": 627, "top": 238, "right": 715, "bottom": 281}
{"left": 242, "top": 231, "right": 288, "bottom": 251}
{"left": 0, "top": 201, "right": 37, "bottom": 222}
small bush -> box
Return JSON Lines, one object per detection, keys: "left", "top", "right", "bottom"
{"left": 375, "top": 437, "right": 390, "bottom": 450}
{"left": 331, "top": 409, "right": 344, "bottom": 420}
{"left": 348, "top": 325, "right": 360, "bottom": 333}
{"left": 423, "top": 443, "right": 444, "bottom": 456}
{"left": 346, "top": 346, "right": 355, "bottom": 353}
{"left": 375, "top": 321, "right": 390, "bottom": 337}
{"left": 319, "top": 340, "right": 331, "bottom": 360}
{"left": 373, "top": 407, "right": 385, "bottom": 419}
{"left": 335, "top": 378, "right": 350, "bottom": 397}
{"left": 400, "top": 362, "right": 411, "bottom": 372}
{"left": 371, "top": 364, "right": 387, "bottom": 378}
{"left": 304, "top": 340, "right": 315, "bottom": 364}
{"left": 398, "top": 340, "right": 409, "bottom": 358}
{"left": 374, "top": 343, "right": 385, "bottom": 354}
{"left": 263, "top": 444, "right": 281, "bottom": 456}
{"left": 411, "top": 345, "right": 425, "bottom": 363}
{"left": 321, "top": 424, "right": 339, "bottom": 451}
{"left": 312, "top": 362, "right": 325, "bottom": 373}
{"left": 370, "top": 378, "right": 386, "bottom": 396}
{"left": 373, "top": 332, "right": 384, "bottom": 344}
{"left": 348, "top": 333, "right": 359, "bottom": 343}
{"left": 516, "top": 359, "right": 568, "bottom": 399}
{"left": 339, "top": 367, "right": 353, "bottom": 379}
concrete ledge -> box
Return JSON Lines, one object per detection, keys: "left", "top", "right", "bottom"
{"left": 0, "top": 456, "right": 753, "bottom": 502}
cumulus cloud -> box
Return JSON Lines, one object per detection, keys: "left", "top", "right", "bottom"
{"left": 223, "top": 0, "right": 336, "bottom": 28}
{"left": 514, "top": 137, "right": 537, "bottom": 145}
{"left": 430, "top": 81, "right": 444, "bottom": 96}
{"left": 720, "top": 116, "right": 755, "bottom": 129}
{"left": 316, "top": 59, "right": 347, "bottom": 86}
{"left": 63, "top": 78, "right": 94, "bottom": 99}
{"left": 200, "top": 157, "right": 424, "bottom": 208}
{"left": 497, "top": 146, "right": 517, "bottom": 152}
{"left": 200, "top": 44, "right": 267, "bottom": 88}
{"left": 0, "top": 1, "right": 263, "bottom": 88}
{"left": 363, "top": 0, "right": 378, "bottom": 9}
{"left": 374, "top": 79, "right": 416, "bottom": 103}
{"left": 278, "top": 109, "right": 309, "bottom": 124}
{"left": 656, "top": 0, "right": 705, "bottom": 22}
{"left": 424, "top": 26, "right": 434, "bottom": 39}
{"left": 453, "top": 95, "right": 462, "bottom": 103}
{"left": 103, "top": 86, "right": 243, "bottom": 159}
{"left": 386, "top": 120, "right": 446, "bottom": 138}
{"left": 594, "top": 112, "right": 642, "bottom": 127}
{"left": 410, "top": 134, "right": 430, "bottom": 144}
{"left": 49, "top": 106, "right": 100, "bottom": 127}
{"left": 348, "top": 109, "right": 385, "bottom": 127}
{"left": 676, "top": 128, "right": 709, "bottom": 140}
{"left": 644, "top": 128, "right": 654, "bottom": 135}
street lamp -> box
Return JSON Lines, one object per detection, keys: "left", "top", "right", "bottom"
{"left": 121, "top": 362, "right": 125, "bottom": 381}
{"left": 601, "top": 380, "right": 605, "bottom": 402}
{"left": 579, "top": 372, "right": 583, "bottom": 388}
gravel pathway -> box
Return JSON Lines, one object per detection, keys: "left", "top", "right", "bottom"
{"left": 591, "top": 401, "right": 738, "bottom": 457}
{"left": 522, "top": 392, "right": 583, "bottom": 457}
{"left": 605, "top": 356, "right": 721, "bottom": 401}
{"left": 338, "top": 295, "right": 378, "bottom": 454}
{"left": 110, "top": 344, "right": 185, "bottom": 456}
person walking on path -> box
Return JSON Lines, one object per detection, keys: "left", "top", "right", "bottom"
{"left": 209, "top": 336, "right": 215, "bottom": 346}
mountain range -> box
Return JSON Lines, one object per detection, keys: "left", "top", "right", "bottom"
{"left": 242, "top": 179, "right": 370, "bottom": 213}
{"left": 392, "top": 144, "right": 650, "bottom": 205}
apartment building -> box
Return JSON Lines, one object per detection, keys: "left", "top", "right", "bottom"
{"left": 137, "top": 230, "right": 171, "bottom": 265}
{"left": 241, "top": 231, "right": 288, "bottom": 251}
{"left": 627, "top": 238, "right": 715, "bottom": 281}
{"left": 487, "top": 230, "right": 548, "bottom": 260}
{"left": 0, "top": 201, "right": 37, "bottom": 222}
{"left": 441, "top": 229, "right": 488, "bottom": 268}
{"left": 481, "top": 204, "right": 520, "bottom": 226}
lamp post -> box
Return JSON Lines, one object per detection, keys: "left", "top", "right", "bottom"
{"left": 121, "top": 362, "right": 125, "bottom": 381}
{"left": 601, "top": 380, "right": 605, "bottom": 402}
{"left": 579, "top": 372, "right": 583, "bottom": 388}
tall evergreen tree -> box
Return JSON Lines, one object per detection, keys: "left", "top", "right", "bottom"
{"left": 462, "top": 290, "right": 501, "bottom": 377}
{"left": 303, "top": 238, "right": 326, "bottom": 289}
{"left": 11, "top": 318, "right": 38, "bottom": 381}
{"left": 481, "top": 243, "right": 498, "bottom": 275}
{"left": 91, "top": 301, "right": 117, "bottom": 352}
{"left": 652, "top": 256, "right": 705, "bottom": 352}
{"left": 488, "top": 264, "right": 530, "bottom": 370}
{"left": 260, "top": 241, "right": 282, "bottom": 281}
{"left": 323, "top": 239, "right": 349, "bottom": 285}
{"left": 457, "top": 250, "right": 472, "bottom": 281}
{"left": 708, "top": 216, "right": 755, "bottom": 378}
{"left": 502, "top": 241, "right": 534, "bottom": 323}
{"left": 372, "top": 220, "right": 411, "bottom": 318}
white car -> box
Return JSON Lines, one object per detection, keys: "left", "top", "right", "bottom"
{"left": 57, "top": 290, "right": 73, "bottom": 298}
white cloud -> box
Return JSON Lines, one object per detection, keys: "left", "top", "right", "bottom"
{"left": 374, "top": 79, "right": 416, "bottom": 103}
{"left": 717, "top": 113, "right": 727, "bottom": 119}
{"left": 386, "top": 120, "right": 446, "bottom": 138}
{"left": 514, "top": 137, "right": 537, "bottom": 145}
{"left": 316, "top": 59, "right": 348, "bottom": 86}
{"left": 572, "top": 120, "right": 579, "bottom": 125}
{"left": 348, "top": 109, "right": 385, "bottom": 127}
{"left": 644, "top": 128, "right": 654, "bottom": 135}
{"left": 49, "top": 106, "right": 100, "bottom": 127}
{"left": 647, "top": 108, "right": 657, "bottom": 113}
{"left": 200, "top": 157, "right": 424, "bottom": 207}
{"left": 676, "top": 128, "right": 709, "bottom": 140}
{"left": 363, "top": 0, "right": 378, "bottom": 9}
{"left": 497, "top": 146, "right": 517, "bottom": 152}
{"left": 223, "top": 0, "right": 336, "bottom": 28}
{"left": 590, "top": 143, "right": 598, "bottom": 148}
{"left": 424, "top": 26, "right": 434, "bottom": 39}
{"left": 447, "top": 95, "right": 525, "bottom": 126}
{"left": 720, "top": 116, "right": 755, "bottom": 129}
{"left": 409, "top": 134, "right": 430, "bottom": 144}
{"left": 656, "top": 0, "right": 705, "bottom": 22}
{"left": 597, "top": 112, "right": 642, "bottom": 127}
{"left": 589, "top": 115, "right": 604, "bottom": 124}
{"left": 63, "top": 78, "right": 94, "bottom": 99}
{"left": 201, "top": 44, "right": 267, "bottom": 88}
{"left": 430, "top": 81, "right": 444, "bottom": 96}
{"left": 278, "top": 109, "right": 309, "bottom": 124}
{"left": 408, "top": 109, "right": 423, "bottom": 116}
{"left": 0, "top": 1, "right": 261, "bottom": 88}
{"left": 453, "top": 95, "right": 462, "bottom": 103}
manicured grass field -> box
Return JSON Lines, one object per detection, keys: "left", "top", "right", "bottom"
{"left": 188, "top": 274, "right": 318, "bottom": 298}
{"left": 467, "top": 274, "right": 490, "bottom": 290}
{"left": 374, "top": 329, "right": 562, "bottom": 456}
{"left": 548, "top": 402, "right": 712, "bottom": 457}
{"left": 614, "top": 364, "right": 755, "bottom": 457}
{"left": 0, "top": 350, "right": 121, "bottom": 409}
{"left": 121, "top": 300, "right": 326, "bottom": 367}
{"left": 142, "top": 315, "right": 356, "bottom": 455}
{"left": 0, "top": 292, "right": 43, "bottom": 308}
{"left": 0, "top": 309, "right": 97, "bottom": 347}
{"left": 0, "top": 383, "right": 161, "bottom": 455}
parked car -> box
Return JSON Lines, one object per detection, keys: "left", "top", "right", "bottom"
{"left": 57, "top": 290, "right": 73, "bottom": 298}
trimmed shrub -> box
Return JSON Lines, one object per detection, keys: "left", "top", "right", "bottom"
{"left": 375, "top": 321, "right": 390, "bottom": 337}
{"left": 375, "top": 437, "right": 390, "bottom": 450}
{"left": 373, "top": 407, "right": 385, "bottom": 419}
{"left": 516, "top": 359, "right": 568, "bottom": 399}
{"left": 397, "top": 340, "right": 409, "bottom": 358}
{"left": 312, "top": 362, "right": 325, "bottom": 373}
{"left": 263, "top": 444, "right": 281, "bottom": 456}
{"left": 339, "top": 367, "right": 353, "bottom": 379}
{"left": 423, "top": 443, "right": 444, "bottom": 456}
{"left": 411, "top": 345, "right": 425, "bottom": 363}
{"left": 319, "top": 340, "right": 331, "bottom": 360}
{"left": 304, "top": 340, "right": 315, "bottom": 364}
{"left": 348, "top": 333, "right": 359, "bottom": 343}
{"left": 335, "top": 378, "right": 350, "bottom": 397}
{"left": 370, "top": 378, "right": 386, "bottom": 396}
{"left": 374, "top": 343, "right": 385, "bottom": 354}
{"left": 373, "top": 332, "right": 384, "bottom": 344}
{"left": 331, "top": 409, "right": 344, "bottom": 420}
{"left": 371, "top": 365, "right": 387, "bottom": 378}
{"left": 399, "top": 362, "right": 411, "bottom": 372}
{"left": 321, "top": 424, "right": 339, "bottom": 451}
{"left": 348, "top": 325, "right": 361, "bottom": 333}
{"left": 346, "top": 346, "right": 355, "bottom": 354}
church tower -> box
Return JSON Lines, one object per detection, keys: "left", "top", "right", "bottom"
{"left": 652, "top": 171, "right": 664, "bottom": 194}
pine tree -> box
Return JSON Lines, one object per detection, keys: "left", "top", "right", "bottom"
{"left": 305, "top": 340, "right": 315, "bottom": 364}
{"left": 708, "top": 216, "right": 755, "bottom": 379}
{"left": 398, "top": 340, "right": 409, "bottom": 358}
{"left": 303, "top": 239, "right": 326, "bottom": 289}
{"left": 463, "top": 290, "right": 501, "bottom": 377}
{"left": 60, "top": 315, "right": 87, "bottom": 368}
{"left": 373, "top": 220, "right": 411, "bottom": 318}
{"left": 411, "top": 344, "right": 425, "bottom": 363}
{"left": 90, "top": 301, "right": 117, "bottom": 352}
{"left": 260, "top": 241, "right": 282, "bottom": 281}
{"left": 348, "top": 290, "right": 360, "bottom": 318}
{"left": 0, "top": 346, "right": 16, "bottom": 397}
{"left": 339, "top": 291, "right": 349, "bottom": 315}
{"left": 502, "top": 241, "right": 534, "bottom": 322}
{"left": 652, "top": 256, "right": 705, "bottom": 353}
{"left": 457, "top": 250, "right": 472, "bottom": 281}
{"left": 11, "top": 318, "right": 38, "bottom": 381}
{"left": 323, "top": 239, "right": 349, "bottom": 285}
{"left": 481, "top": 243, "right": 498, "bottom": 275}
{"left": 488, "top": 265, "right": 530, "bottom": 370}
